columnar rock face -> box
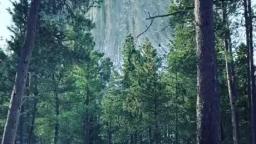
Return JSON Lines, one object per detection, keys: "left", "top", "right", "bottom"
{"left": 89, "top": 0, "right": 171, "bottom": 66}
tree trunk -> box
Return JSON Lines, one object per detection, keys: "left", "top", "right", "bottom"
{"left": 175, "top": 69, "right": 179, "bottom": 144}
{"left": 222, "top": 1, "right": 240, "bottom": 144}
{"left": 134, "top": 132, "right": 138, "bottom": 144}
{"left": 84, "top": 115, "right": 90, "bottom": 144}
{"left": 1, "top": 0, "right": 40, "bottom": 143}
{"left": 148, "top": 127, "right": 152, "bottom": 144}
{"left": 27, "top": 77, "right": 38, "bottom": 144}
{"left": 18, "top": 106, "right": 24, "bottom": 144}
{"left": 153, "top": 87, "right": 160, "bottom": 144}
{"left": 107, "top": 122, "right": 112, "bottom": 144}
{"left": 194, "top": 0, "right": 220, "bottom": 143}
{"left": 139, "top": 134, "right": 143, "bottom": 144}
{"left": 243, "top": 0, "right": 256, "bottom": 143}
{"left": 84, "top": 79, "right": 91, "bottom": 144}
{"left": 247, "top": 0, "right": 256, "bottom": 143}
{"left": 28, "top": 96, "right": 38, "bottom": 144}
{"left": 54, "top": 76, "right": 59, "bottom": 144}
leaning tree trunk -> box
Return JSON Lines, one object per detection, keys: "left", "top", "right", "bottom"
{"left": 1, "top": 0, "right": 40, "bottom": 144}
{"left": 194, "top": 0, "right": 220, "bottom": 143}
{"left": 223, "top": 31, "right": 240, "bottom": 144}
{"left": 222, "top": 1, "right": 240, "bottom": 144}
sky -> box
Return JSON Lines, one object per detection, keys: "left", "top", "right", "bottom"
{"left": 0, "top": 0, "right": 13, "bottom": 50}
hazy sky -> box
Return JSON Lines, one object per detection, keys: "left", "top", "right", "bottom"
{"left": 0, "top": 0, "right": 13, "bottom": 49}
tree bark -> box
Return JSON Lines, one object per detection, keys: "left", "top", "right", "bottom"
{"left": 175, "top": 69, "right": 179, "bottom": 144}
{"left": 243, "top": 0, "right": 256, "bottom": 143}
{"left": 28, "top": 96, "right": 38, "bottom": 144}
{"left": 1, "top": 0, "right": 40, "bottom": 144}
{"left": 222, "top": 1, "right": 240, "bottom": 144}
{"left": 153, "top": 85, "right": 160, "bottom": 144}
{"left": 107, "top": 122, "right": 112, "bottom": 144}
{"left": 194, "top": 0, "right": 220, "bottom": 143}
{"left": 248, "top": 0, "right": 256, "bottom": 143}
{"left": 18, "top": 106, "right": 24, "bottom": 144}
{"left": 27, "top": 76, "right": 38, "bottom": 144}
{"left": 148, "top": 127, "right": 152, "bottom": 144}
{"left": 84, "top": 114, "right": 91, "bottom": 144}
{"left": 84, "top": 70, "right": 91, "bottom": 144}
{"left": 53, "top": 74, "right": 60, "bottom": 144}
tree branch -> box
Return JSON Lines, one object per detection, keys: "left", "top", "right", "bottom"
{"left": 146, "top": 7, "right": 194, "bottom": 20}
{"left": 136, "top": 7, "right": 193, "bottom": 38}
{"left": 136, "top": 19, "right": 154, "bottom": 38}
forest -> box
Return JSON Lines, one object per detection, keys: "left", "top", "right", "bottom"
{"left": 0, "top": 0, "right": 255, "bottom": 144}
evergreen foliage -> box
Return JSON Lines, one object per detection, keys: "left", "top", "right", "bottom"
{"left": 0, "top": 0, "right": 255, "bottom": 143}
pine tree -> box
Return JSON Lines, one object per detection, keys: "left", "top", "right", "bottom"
{"left": 195, "top": 0, "right": 220, "bottom": 143}
{"left": 1, "top": 0, "right": 40, "bottom": 143}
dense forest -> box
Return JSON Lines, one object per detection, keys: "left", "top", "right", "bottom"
{"left": 0, "top": 0, "right": 256, "bottom": 144}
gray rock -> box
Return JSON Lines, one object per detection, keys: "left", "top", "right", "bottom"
{"left": 88, "top": 0, "right": 171, "bottom": 66}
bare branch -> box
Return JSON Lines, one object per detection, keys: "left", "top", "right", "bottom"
{"left": 146, "top": 7, "right": 194, "bottom": 20}
{"left": 136, "top": 18, "right": 154, "bottom": 38}
{"left": 136, "top": 12, "right": 155, "bottom": 38}
{"left": 136, "top": 7, "right": 193, "bottom": 38}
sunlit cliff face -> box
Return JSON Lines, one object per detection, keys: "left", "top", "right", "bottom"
{"left": 88, "top": 0, "right": 171, "bottom": 67}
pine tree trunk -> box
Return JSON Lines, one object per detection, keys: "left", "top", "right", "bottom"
{"left": 139, "top": 134, "right": 143, "bottom": 144}
{"left": 248, "top": 0, "right": 256, "bottom": 143}
{"left": 84, "top": 76, "right": 91, "bottom": 144}
{"left": 1, "top": 0, "right": 40, "bottom": 143}
{"left": 148, "top": 127, "right": 152, "bottom": 144}
{"left": 153, "top": 87, "right": 160, "bottom": 144}
{"left": 54, "top": 75, "right": 59, "bottom": 144}
{"left": 175, "top": 70, "right": 179, "bottom": 144}
{"left": 134, "top": 132, "right": 138, "bottom": 144}
{"left": 84, "top": 115, "right": 91, "bottom": 144}
{"left": 222, "top": 1, "right": 240, "bottom": 144}
{"left": 18, "top": 106, "right": 24, "bottom": 144}
{"left": 28, "top": 78, "right": 38, "bottom": 144}
{"left": 223, "top": 26, "right": 240, "bottom": 144}
{"left": 28, "top": 97, "right": 38, "bottom": 144}
{"left": 243, "top": 0, "right": 256, "bottom": 143}
{"left": 54, "top": 102, "right": 59, "bottom": 144}
{"left": 107, "top": 122, "right": 112, "bottom": 144}
{"left": 194, "top": 0, "right": 220, "bottom": 143}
